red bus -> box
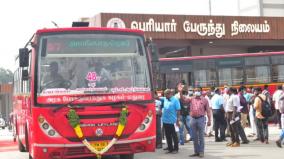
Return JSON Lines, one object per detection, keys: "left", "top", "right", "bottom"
{"left": 158, "top": 51, "right": 284, "bottom": 93}
{"left": 13, "top": 27, "right": 155, "bottom": 159}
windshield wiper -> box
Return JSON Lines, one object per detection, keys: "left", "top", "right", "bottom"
{"left": 52, "top": 93, "right": 105, "bottom": 113}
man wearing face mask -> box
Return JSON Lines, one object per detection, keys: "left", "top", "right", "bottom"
{"left": 223, "top": 85, "right": 231, "bottom": 137}
{"left": 176, "top": 86, "right": 193, "bottom": 145}
{"left": 175, "top": 86, "right": 194, "bottom": 145}
{"left": 225, "top": 87, "right": 241, "bottom": 147}
{"left": 179, "top": 84, "right": 211, "bottom": 158}
{"left": 188, "top": 87, "right": 194, "bottom": 97}
{"left": 211, "top": 88, "right": 227, "bottom": 142}
{"left": 161, "top": 89, "right": 181, "bottom": 154}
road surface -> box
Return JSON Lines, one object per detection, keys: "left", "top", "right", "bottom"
{"left": 1, "top": 126, "right": 283, "bottom": 159}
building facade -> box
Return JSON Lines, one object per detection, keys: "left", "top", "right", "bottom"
{"left": 90, "top": 13, "right": 284, "bottom": 89}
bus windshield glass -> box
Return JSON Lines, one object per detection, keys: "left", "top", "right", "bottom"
{"left": 36, "top": 33, "right": 151, "bottom": 98}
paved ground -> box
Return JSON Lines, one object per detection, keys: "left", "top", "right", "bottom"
{"left": 136, "top": 125, "right": 284, "bottom": 159}
{"left": 0, "top": 126, "right": 283, "bottom": 159}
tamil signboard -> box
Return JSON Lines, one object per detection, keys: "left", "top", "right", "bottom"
{"left": 91, "top": 13, "right": 284, "bottom": 40}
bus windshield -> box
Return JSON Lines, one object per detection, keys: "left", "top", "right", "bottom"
{"left": 37, "top": 33, "right": 151, "bottom": 97}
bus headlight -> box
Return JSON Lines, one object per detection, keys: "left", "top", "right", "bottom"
{"left": 144, "top": 117, "right": 150, "bottom": 124}
{"left": 135, "top": 110, "right": 153, "bottom": 133}
{"left": 38, "top": 114, "right": 61, "bottom": 138}
{"left": 48, "top": 130, "right": 56, "bottom": 136}
{"left": 42, "top": 123, "right": 49, "bottom": 130}
{"left": 139, "top": 124, "right": 146, "bottom": 131}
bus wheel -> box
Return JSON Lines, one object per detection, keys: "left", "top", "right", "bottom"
{"left": 25, "top": 126, "right": 29, "bottom": 152}
{"left": 120, "top": 154, "right": 134, "bottom": 159}
{"left": 17, "top": 136, "right": 26, "bottom": 152}
{"left": 29, "top": 154, "right": 33, "bottom": 159}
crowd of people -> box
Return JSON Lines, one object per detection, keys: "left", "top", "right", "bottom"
{"left": 155, "top": 83, "right": 284, "bottom": 158}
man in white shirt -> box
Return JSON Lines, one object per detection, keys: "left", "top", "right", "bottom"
{"left": 226, "top": 87, "right": 241, "bottom": 147}
{"left": 223, "top": 86, "right": 230, "bottom": 137}
{"left": 205, "top": 90, "right": 214, "bottom": 137}
{"left": 273, "top": 85, "right": 283, "bottom": 129}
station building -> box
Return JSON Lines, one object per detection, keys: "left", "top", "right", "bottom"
{"left": 88, "top": 13, "right": 284, "bottom": 89}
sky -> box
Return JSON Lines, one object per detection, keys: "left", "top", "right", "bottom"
{"left": 0, "top": 0, "right": 240, "bottom": 71}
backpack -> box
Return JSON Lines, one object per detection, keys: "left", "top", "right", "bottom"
{"left": 179, "top": 99, "right": 189, "bottom": 116}
{"left": 239, "top": 94, "right": 248, "bottom": 114}
{"left": 257, "top": 96, "right": 273, "bottom": 118}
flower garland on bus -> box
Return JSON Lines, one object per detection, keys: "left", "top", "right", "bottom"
{"left": 67, "top": 105, "right": 128, "bottom": 159}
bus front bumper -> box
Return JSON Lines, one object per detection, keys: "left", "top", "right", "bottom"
{"left": 32, "top": 136, "right": 155, "bottom": 159}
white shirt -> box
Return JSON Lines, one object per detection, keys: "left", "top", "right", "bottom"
{"left": 273, "top": 90, "right": 283, "bottom": 110}
{"left": 226, "top": 94, "right": 240, "bottom": 112}
{"left": 223, "top": 93, "right": 230, "bottom": 111}
{"left": 205, "top": 95, "right": 212, "bottom": 108}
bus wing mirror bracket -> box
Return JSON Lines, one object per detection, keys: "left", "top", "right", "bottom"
{"left": 22, "top": 69, "right": 29, "bottom": 81}
{"left": 19, "top": 48, "right": 29, "bottom": 67}
{"left": 147, "top": 42, "right": 158, "bottom": 62}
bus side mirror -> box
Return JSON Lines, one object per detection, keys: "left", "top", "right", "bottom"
{"left": 19, "top": 48, "right": 29, "bottom": 67}
{"left": 22, "top": 69, "right": 29, "bottom": 81}
{"left": 147, "top": 42, "right": 158, "bottom": 62}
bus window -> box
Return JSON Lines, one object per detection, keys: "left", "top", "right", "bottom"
{"left": 194, "top": 69, "right": 217, "bottom": 87}
{"left": 218, "top": 67, "right": 243, "bottom": 86}
{"left": 272, "top": 65, "right": 284, "bottom": 82}
{"left": 232, "top": 68, "right": 243, "bottom": 85}
{"left": 245, "top": 56, "right": 270, "bottom": 66}
{"left": 208, "top": 69, "right": 217, "bottom": 86}
{"left": 194, "top": 70, "right": 206, "bottom": 87}
{"left": 37, "top": 33, "right": 151, "bottom": 95}
{"left": 271, "top": 55, "right": 284, "bottom": 65}
{"left": 271, "top": 55, "right": 284, "bottom": 82}
{"left": 246, "top": 66, "right": 271, "bottom": 84}
{"left": 165, "top": 73, "right": 188, "bottom": 89}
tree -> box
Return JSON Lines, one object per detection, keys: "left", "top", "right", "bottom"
{"left": 0, "top": 68, "right": 13, "bottom": 84}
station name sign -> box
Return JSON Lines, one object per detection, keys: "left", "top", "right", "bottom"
{"left": 100, "top": 13, "right": 283, "bottom": 40}
{"left": 121, "top": 18, "right": 269, "bottom": 38}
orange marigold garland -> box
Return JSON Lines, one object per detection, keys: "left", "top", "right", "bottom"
{"left": 68, "top": 105, "right": 128, "bottom": 159}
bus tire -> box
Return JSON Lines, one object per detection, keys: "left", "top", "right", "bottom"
{"left": 18, "top": 136, "right": 26, "bottom": 152}
{"left": 29, "top": 154, "right": 33, "bottom": 159}
{"left": 120, "top": 154, "right": 134, "bottom": 159}
{"left": 25, "top": 125, "right": 29, "bottom": 152}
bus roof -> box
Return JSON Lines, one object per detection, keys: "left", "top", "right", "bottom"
{"left": 159, "top": 51, "right": 284, "bottom": 62}
{"left": 36, "top": 27, "right": 144, "bottom": 35}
